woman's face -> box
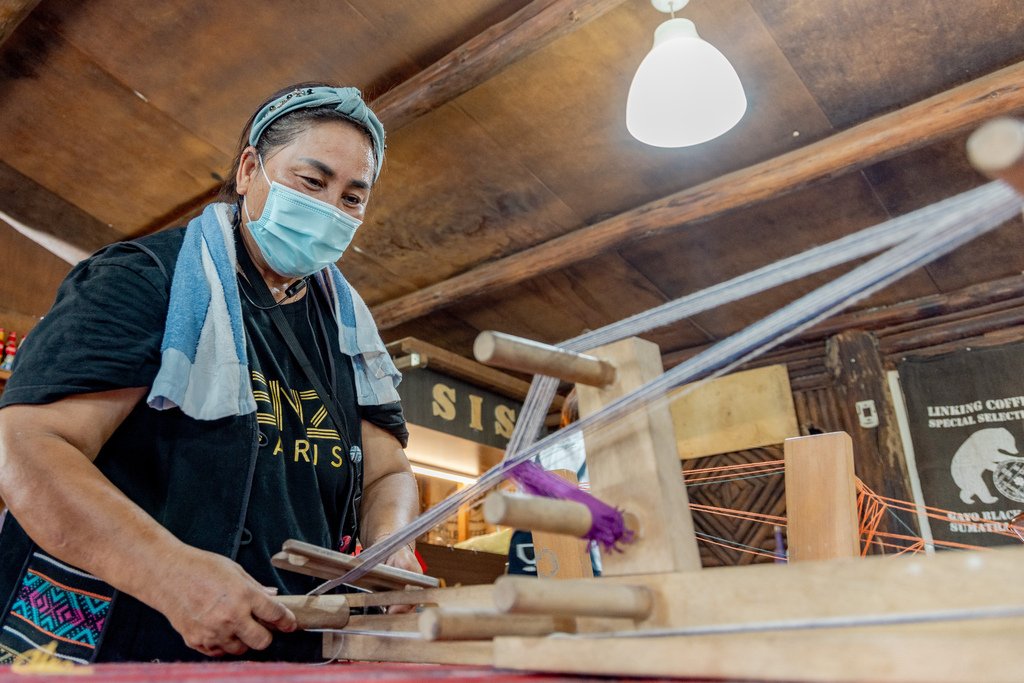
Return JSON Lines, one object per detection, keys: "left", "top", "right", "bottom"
{"left": 236, "top": 120, "right": 375, "bottom": 223}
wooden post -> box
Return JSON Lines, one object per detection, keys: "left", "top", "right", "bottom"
{"left": 784, "top": 432, "right": 860, "bottom": 561}
{"left": 826, "top": 331, "right": 919, "bottom": 550}
{"left": 575, "top": 337, "right": 702, "bottom": 575}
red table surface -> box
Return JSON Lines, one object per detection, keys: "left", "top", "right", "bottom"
{"left": 0, "top": 661, "right": 712, "bottom": 682}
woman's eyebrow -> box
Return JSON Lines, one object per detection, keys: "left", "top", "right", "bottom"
{"left": 298, "top": 157, "right": 335, "bottom": 178}
{"left": 299, "top": 157, "right": 370, "bottom": 189}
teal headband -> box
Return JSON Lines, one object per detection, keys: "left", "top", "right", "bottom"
{"left": 249, "top": 86, "right": 386, "bottom": 180}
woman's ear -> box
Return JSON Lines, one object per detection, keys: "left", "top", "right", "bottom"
{"left": 235, "top": 146, "right": 259, "bottom": 196}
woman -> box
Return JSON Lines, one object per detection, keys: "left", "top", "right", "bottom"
{"left": 0, "top": 84, "right": 419, "bottom": 663}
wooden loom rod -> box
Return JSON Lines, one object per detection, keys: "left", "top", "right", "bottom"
{"left": 276, "top": 595, "right": 350, "bottom": 630}
{"left": 967, "top": 117, "right": 1024, "bottom": 195}
{"left": 474, "top": 330, "right": 617, "bottom": 387}
{"left": 419, "top": 608, "right": 575, "bottom": 641}
{"left": 483, "top": 491, "right": 594, "bottom": 537}
{"left": 281, "top": 539, "right": 439, "bottom": 589}
{"left": 493, "top": 575, "right": 653, "bottom": 620}
{"left": 271, "top": 552, "right": 413, "bottom": 592}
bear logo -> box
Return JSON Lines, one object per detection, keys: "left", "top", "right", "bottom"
{"left": 949, "top": 427, "right": 1024, "bottom": 504}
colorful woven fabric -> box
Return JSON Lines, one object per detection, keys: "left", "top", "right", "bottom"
{"left": 0, "top": 553, "right": 112, "bottom": 665}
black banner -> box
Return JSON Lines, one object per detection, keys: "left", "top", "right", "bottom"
{"left": 398, "top": 367, "right": 520, "bottom": 449}
{"left": 898, "top": 343, "right": 1024, "bottom": 548}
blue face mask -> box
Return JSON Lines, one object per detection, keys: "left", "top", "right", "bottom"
{"left": 243, "top": 156, "right": 362, "bottom": 278}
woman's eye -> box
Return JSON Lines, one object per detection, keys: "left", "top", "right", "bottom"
{"left": 344, "top": 195, "right": 364, "bottom": 206}
{"left": 300, "top": 176, "right": 324, "bottom": 189}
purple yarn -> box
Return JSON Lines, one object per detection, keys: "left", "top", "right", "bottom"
{"left": 507, "top": 461, "right": 634, "bottom": 552}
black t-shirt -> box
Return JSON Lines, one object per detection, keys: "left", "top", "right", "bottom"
{"left": 236, "top": 278, "right": 397, "bottom": 594}
{"left": 0, "top": 227, "right": 408, "bottom": 661}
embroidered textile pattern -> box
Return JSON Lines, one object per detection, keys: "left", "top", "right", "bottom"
{"left": 9, "top": 567, "right": 111, "bottom": 651}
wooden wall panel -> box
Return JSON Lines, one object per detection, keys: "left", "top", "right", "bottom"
{"left": 0, "top": 222, "right": 70, "bottom": 321}
{"left": 752, "top": 0, "right": 1024, "bottom": 129}
{"left": 345, "top": 0, "right": 535, "bottom": 75}
{"left": 0, "top": 161, "right": 121, "bottom": 252}
{"left": 40, "top": 0, "right": 526, "bottom": 148}
{"left": 350, "top": 102, "right": 583, "bottom": 301}
{"left": 0, "top": 12, "right": 227, "bottom": 233}
{"left": 792, "top": 386, "right": 848, "bottom": 436}
{"left": 671, "top": 365, "right": 799, "bottom": 459}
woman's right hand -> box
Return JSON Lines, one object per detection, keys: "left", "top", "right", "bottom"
{"left": 151, "top": 546, "right": 297, "bottom": 657}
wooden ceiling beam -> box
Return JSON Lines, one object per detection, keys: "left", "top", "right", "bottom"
{"left": 0, "top": 161, "right": 123, "bottom": 253}
{"left": 374, "top": 0, "right": 628, "bottom": 132}
{"left": 138, "top": 0, "right": 628, "bottom": 236}
{"left": 0, "top": 0, "right": 40, "bottom": 48}
{"left": 370, "top": 60, "right": 1024, "bottom": 331}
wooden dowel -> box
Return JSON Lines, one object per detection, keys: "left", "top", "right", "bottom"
{"left": 344, "top": 584, "right": 495, "bottom": 610}
{"left": 273, "top": 552, "right": 412, "bottom": 591}
{"left": 281, "top": 539, "right": 439, "bottom": 589}
{"left": 483, "top": 492, "right": 593, "bottom": 537}
{"left": 473, "top": 331, "right": 616, "bottom": 387}
{"left": 493, "top": 576, "right": 652, "bottom": 620}
{"left": 276, "top": 595, "right": 350, "bottom": 630}
{"left": 967, "top": 117, "right": 1024, "bottom": 195}
{"left": 419, "top": 608, "right": 575, "bottom": 641}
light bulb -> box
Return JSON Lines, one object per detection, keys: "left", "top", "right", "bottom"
{"left": 627, "top": 18, "right": 746, "bottom": 148}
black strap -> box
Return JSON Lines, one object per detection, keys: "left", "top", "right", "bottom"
{"left": 235, "top": 237, "right": 363, "bottom": 539}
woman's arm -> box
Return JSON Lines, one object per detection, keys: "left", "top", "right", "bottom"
{"left": 0, "top": 390, "right": 296, "bottom": 657}
{"left": 358, "top": 419, "right": 421, "bottom": 574}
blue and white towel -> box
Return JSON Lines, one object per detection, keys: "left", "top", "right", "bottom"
{"left": 147, "top": 202, "right": 401, "bottom": 421}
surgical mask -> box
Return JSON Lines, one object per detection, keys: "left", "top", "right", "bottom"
{"left": 243, "top": 156, "right": 361, "bottom": 278}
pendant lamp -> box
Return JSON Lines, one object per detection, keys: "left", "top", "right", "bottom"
{"left": 626, "top": 0, "right": 746, "bottom": 147}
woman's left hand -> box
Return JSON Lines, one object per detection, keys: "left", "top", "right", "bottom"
{"left": 383, "top": 546, "right": 422, "bottom": 614}
{"left": 383, "top": 545, "right": 421, "bottom": 574}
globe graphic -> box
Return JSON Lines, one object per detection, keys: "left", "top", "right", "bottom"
{"left": 993, "top": 459, "right": 1024, "bottom": 503}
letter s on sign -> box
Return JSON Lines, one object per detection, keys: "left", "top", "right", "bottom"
{"left": 432, "top": 383, "right": 457, "bottom": 421}
{"left": 494, "top": 405, "right": 517, "bottom": 439}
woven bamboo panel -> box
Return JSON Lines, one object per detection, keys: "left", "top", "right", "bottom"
{"left": 682, "top": 446, "right": 786, "bottom": 568}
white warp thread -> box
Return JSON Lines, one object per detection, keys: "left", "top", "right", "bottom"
{"left": 312, "top": 181, "right": 1023, "bottom": 593}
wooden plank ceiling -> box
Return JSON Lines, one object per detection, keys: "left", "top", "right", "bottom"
{"left": 1, "top": 0, "right": 1023, "bottom": 364}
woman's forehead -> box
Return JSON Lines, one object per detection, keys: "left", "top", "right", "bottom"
{"left": 272, "top": 122, "right": 375, "bottom": 178}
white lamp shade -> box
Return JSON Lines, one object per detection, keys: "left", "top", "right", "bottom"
{"left": 627, "top": 18, "right": 747, "bottom": 148}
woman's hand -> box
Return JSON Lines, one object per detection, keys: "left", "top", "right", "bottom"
{"left": 383, "top": 545, "right": 422, "bottom": 575}
{"left": 382, "top": 545, "right": 422, "bottom": 614}
{"left": 151, "top": 546, "right": 297, "bottom": 657}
